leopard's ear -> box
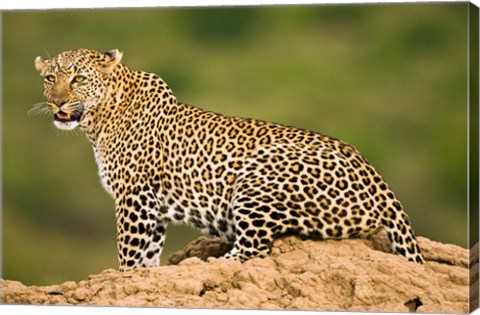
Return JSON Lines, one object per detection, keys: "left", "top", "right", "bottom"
{"left": 97, "top": 49, "right": 123, "bottom": 74}
{"left": 34, "top": 56, "right": 49, "bottom": 75}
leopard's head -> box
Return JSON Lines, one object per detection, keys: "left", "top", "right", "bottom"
{"left": 34, "top": 48, "right": 123, "bottom": 130}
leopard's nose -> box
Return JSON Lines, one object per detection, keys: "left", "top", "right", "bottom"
{"left": 52, "top": 100, "right": 67, "bottom": 108}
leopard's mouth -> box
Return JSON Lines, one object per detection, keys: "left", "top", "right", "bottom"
{"left": 52, "top": 103, "right": 85, "bottom": 130}
{"left": 54, "top": 111, "right": 73, "bottom": 121}
{"left": 53, "top": 104, "right": 85, "bottom": 123}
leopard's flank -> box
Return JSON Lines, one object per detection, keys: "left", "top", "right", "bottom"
{"left": 34, "top": 48, "right": 424, "bottom": 270}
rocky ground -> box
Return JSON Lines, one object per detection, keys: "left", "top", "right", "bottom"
{"left": 1, "top": 231, "right": 477, "bottom": 313}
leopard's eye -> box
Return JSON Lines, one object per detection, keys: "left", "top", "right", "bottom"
{"left": 72, "top": 75, "right": 86, "bottom": 84}
{"left": 44, "top": 75, "right": 56, "bottom": 83}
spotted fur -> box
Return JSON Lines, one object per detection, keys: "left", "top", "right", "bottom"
{"left": 34, "top": 48, "right": 424, "bottom": 270}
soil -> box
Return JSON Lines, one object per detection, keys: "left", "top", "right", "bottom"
{"left": 1, "top": 230, "right": 476, "bottom": 313}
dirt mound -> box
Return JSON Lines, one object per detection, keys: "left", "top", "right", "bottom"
{"left": 1, "top": 231, "right": 473, "bottom": 313}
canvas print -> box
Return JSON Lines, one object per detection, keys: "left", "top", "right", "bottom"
{"left": 1, "top": 2, "right": 478, "bottom": 313}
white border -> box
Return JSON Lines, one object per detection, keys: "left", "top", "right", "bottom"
{"left": 0, "top": 305, "right": 341, "bottom": 315}
{"left": 1, "top": 1, "right": 478, "bottom": 315}
{"left": 0, "top": 0, "right": 478, "bottom": 10}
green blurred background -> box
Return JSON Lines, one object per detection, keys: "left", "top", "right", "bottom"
{"left": 2, "top": 3, "right": 469, "bottom": 285}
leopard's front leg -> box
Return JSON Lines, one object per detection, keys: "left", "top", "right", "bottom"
{"left": 115, "top": 187, "right": 166, "bottom": 271}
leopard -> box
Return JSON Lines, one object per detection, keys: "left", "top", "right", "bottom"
{"left": 34, "top": 48, "right": 424, "bottom": 271}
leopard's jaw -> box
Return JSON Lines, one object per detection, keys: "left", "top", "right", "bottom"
{"left": 53, "top": 120, "right": 79, "bottom": 130}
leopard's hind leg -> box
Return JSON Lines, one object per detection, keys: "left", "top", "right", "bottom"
{"left": 379, "top": 197, "right": 424, "bottom": 263}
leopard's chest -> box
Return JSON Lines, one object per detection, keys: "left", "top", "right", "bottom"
{"left": 90, "top": 110, "right": 162, "bottom": 198}
{"left": 94, "top": 147, "right": 114, "bottom": 197}
{"left": 91, "top": 130, "right": 133, "bottom": 199}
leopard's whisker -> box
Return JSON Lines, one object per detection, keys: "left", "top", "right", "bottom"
{"left": 28, "top": 102, "right": 51, "bottom": 117}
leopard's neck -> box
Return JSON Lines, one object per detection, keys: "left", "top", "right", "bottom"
{"left": 79, "top": 65, "right": 177, "bottom": 148}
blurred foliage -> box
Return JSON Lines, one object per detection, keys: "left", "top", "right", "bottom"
{"left": 2, "top": 3, "right": 469, "bottom": 285}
